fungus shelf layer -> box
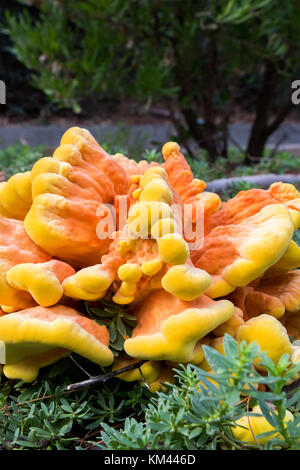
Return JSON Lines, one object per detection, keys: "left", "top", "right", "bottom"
{"left": 0, "top": 128, "right": 299, "bottom": 390}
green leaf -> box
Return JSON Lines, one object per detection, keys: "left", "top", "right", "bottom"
{"left": 116, "top": 315, "right": 127, "bottom": 336}
{"left": 202, "top": 345, "right": 233, "bottom": 371}
{"left": 109, "top": 322, "right": 117, "bottom": 343}
{"left": 223, "top": 333, "right": 239, "bottom": 360}
{"left": 112, "top": 333, "right": 125, "bottom": 351}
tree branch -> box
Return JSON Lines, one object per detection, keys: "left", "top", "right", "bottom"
{"left": 266, "top": 100, "right": 293, "bottom": 137}
{"left": 63, "top": 360, "right": 147, "bottom": 393}
{"left": 0, "top": 360, "right": 148, "bottom": 414}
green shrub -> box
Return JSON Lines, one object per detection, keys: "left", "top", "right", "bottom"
{"left": 1, "top": 335, "right": 299, "bottom": 450}
{"left": 5, "top": 0, "right": 300, "bottom": 160}
{"left": 0, "top": 143, "right": 44, "bottom": 178}
{"left": 97, "top": 335, "right": 300, "bottom": 450}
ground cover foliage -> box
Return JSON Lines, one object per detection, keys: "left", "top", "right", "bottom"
{"left": 0, "top": 335, "right": 300, "bottom": 450}
{"left": 0, "top": 138, "right": 299, "bottom": 450}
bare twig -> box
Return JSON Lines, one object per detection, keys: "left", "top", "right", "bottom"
{"left": 0, "top": 393, "right": 60, "bottom": 413}
{"left": 64, "top": 360, "right": 147, "bottom": 393}
{"left": 138, "top": 366, "right": 151, "bottom": 390}
{"left": 0, "top": 360, "right": 147, "bottom": 412}
{"left": 247, "top": 395, "right": 262, "bottom": 450}
{"left": 234, "top": 397, "right": 248, "bottom": 407}
{"left": 69, "top": 354, "right": 93, "bottom": 379}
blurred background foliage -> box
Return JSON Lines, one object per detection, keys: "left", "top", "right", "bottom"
{"left": 1, "top": 0, "right": 300, "bottom": 163}
{"left": 0, "top": 0, "right": 47, "bottom": 117}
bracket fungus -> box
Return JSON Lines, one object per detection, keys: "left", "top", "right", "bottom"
{"left": 0, "top": 215, "right": 51, "bottom": 310}
{"left": 24, "top": 138, "right": 126, "bottom": 267}
{"left": 124, "top": 290, "right": 234, "bottom": 363}
{"left": 162, "top": 142, "right": 221, "bottom": 234}
{"left": 62, "top": 166, "right": 211, "bottom": 305}
{"left": 191, "top": 204, "right": 294, "bottom": 298}
{"left": 236, "top": 314, "right": 293, "bottom": 367}
{"left": 209, "top": 182, "right": 300, "bottom": 230}
{"left": 228, "top": 270, "right": 300, "bottom": 321}
{"left": 0, "top": 305, "right": 113, "bottom": 381}
{"left": 0, "top": 126, "right": 298, "bottom": 391}
{"left": 6, "top": 260, "right": 76, "bottom": 307}
{"left": 3, "top": 348, "right": 70, "bottom": 383}
{"left": 231, "top": 405, "right": 293, "bottom": 446}
{"left": 0, "top": 172, "right": 32, "bottom": 220}
{"left": 112, "top": 356, "right": 162, "bottom": 388}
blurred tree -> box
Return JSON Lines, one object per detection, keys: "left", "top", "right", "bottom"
{"left": 4, "top": 0, "right": 300, "bottom": 161}
{"left": 0, "top": 0, "right": 46, "bottom": 119}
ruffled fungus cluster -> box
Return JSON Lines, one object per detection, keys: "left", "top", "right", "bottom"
{"left": 0, "top": 127, "right": 299, "bottom": 398}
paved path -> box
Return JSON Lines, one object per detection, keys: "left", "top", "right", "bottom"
{"left": 0, "top": 124, "right": 174, "bottom": 150}
{"left": 1, "top": 122, "right": 300, "bottom": 151}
